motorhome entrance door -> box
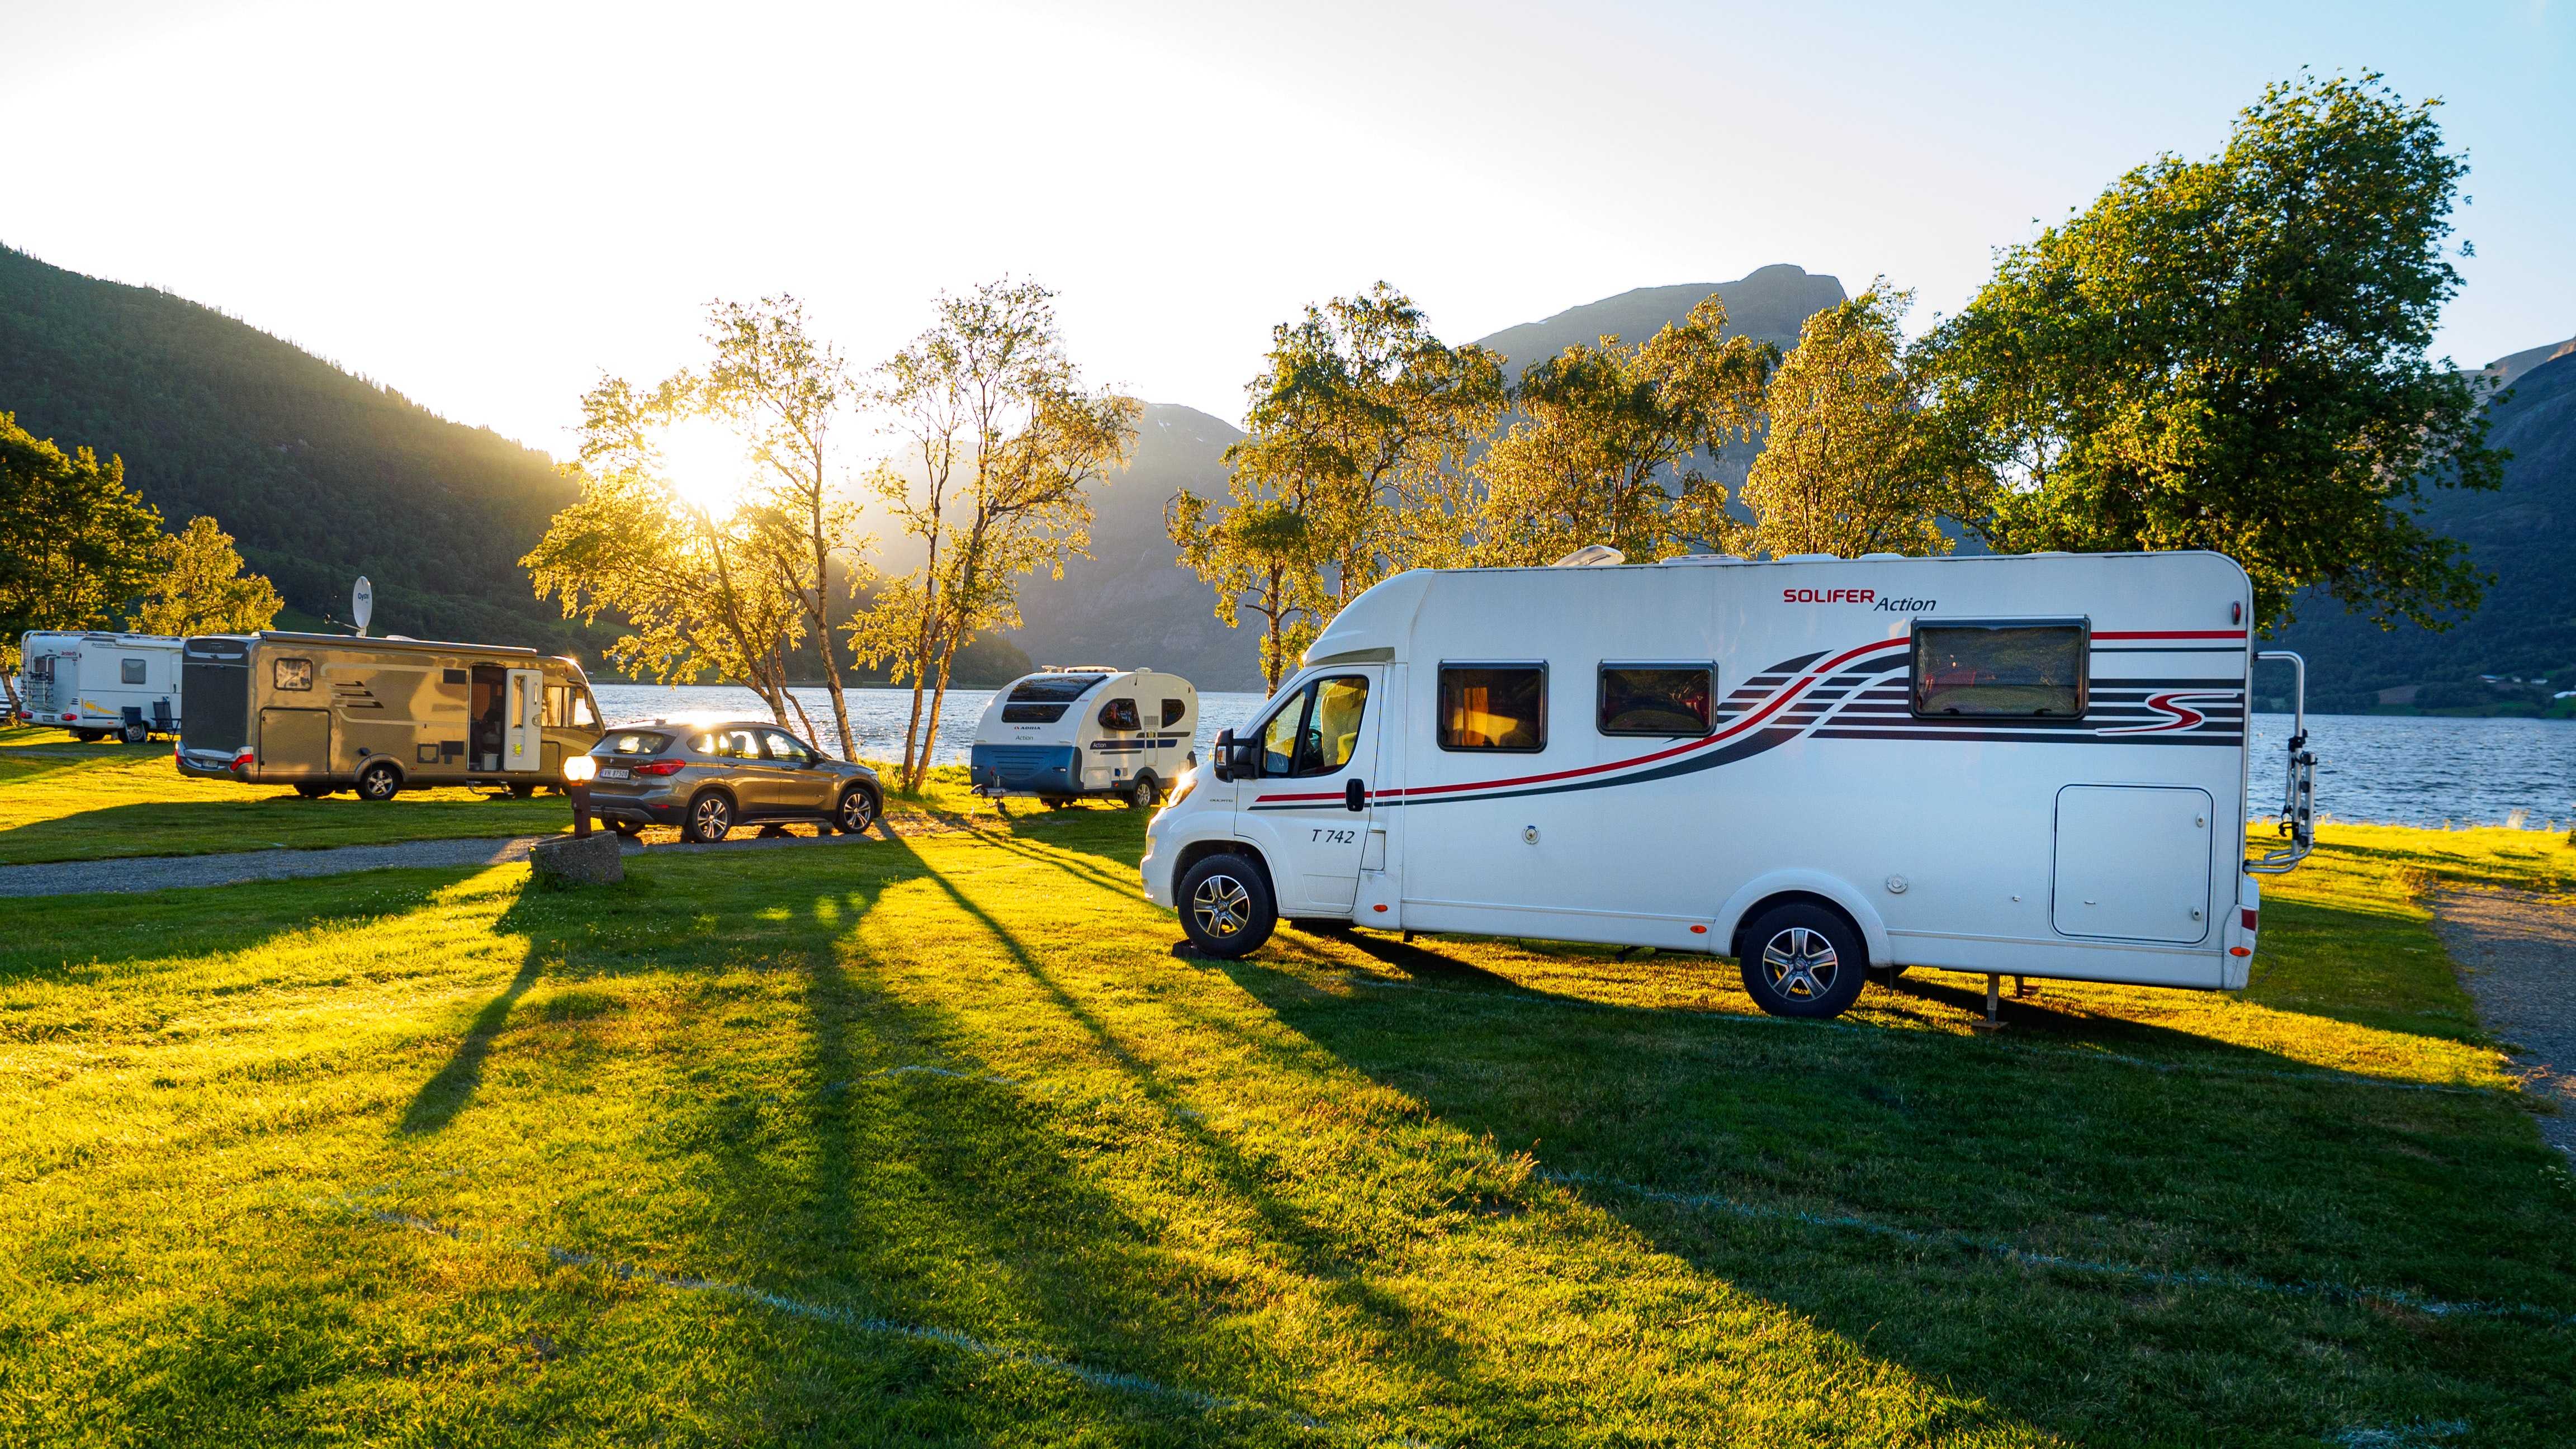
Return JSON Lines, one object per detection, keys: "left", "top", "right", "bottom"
{"left": 1242, "top": 667, "right": 1382, "bottom": 915}
{"left": 504, "top": 669, "right": 544, "bottom": 774}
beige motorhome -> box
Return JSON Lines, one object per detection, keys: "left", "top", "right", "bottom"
{"left": 176, "top": 632, "right": 604, "bottom": 799}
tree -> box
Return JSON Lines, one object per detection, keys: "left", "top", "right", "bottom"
{"left": 523, "top": 377, "right": 806, "bottom": 726}
{"left": 1172, "top": 285, "right": 1503, "bottom": 689}
{"left": 1919, "top": 72, "right": 2503, "bottom": 632}
{"left": 0, "top": 413, "right": 164, "bottom": 717}
{"left": 127, "top": 515, "right": 285, "bottom": 636}
{"left": 860, "top": 279, "right": 1138, "bottom": 791}
{"left": 1474, "top": 297, "right": 1774, "bottom": 566}
{"left": 1740, "top": 287, "right": 1977, "bottom": 560}
{"left": 699, "top": 296, "right": 874, "bottom": 759}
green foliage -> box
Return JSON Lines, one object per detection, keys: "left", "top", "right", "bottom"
{"left": 1922, "top": 72, "right": 2503, "bottom": 633}
{"left": 1741, "top": 287, "right": 1972, "bottom": 560}
{"left": 0, "top": 245, "right": 583, "bottom": 650}
{"left": 127, "top": 515, "right": 284, "bottom": 636}
{"left": 0, "top": 411, "right": 165, "bottom": 642}
{"left": 1475, "top": 296, "right": 1773, "bottom": 565}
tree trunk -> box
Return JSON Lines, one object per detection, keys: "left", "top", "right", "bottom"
{"left": 1, "top": 669, "right": 20, "bottom": 723}
{"left": 915, "top": 641, "right": 960, "bottom": 794}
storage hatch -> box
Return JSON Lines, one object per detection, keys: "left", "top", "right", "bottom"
{"left": 2052, "top": 785, "right": 2213, "bottom": 944}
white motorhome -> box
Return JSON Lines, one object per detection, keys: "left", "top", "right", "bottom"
{"left": 1140, "top": 550, "right": 2316, "bottom": 1019}
{"left": 15, "top": 631, "right": 186, "bottom": 742}
{"left": 968, "top": 667, "right": 1201, "bottom": 809}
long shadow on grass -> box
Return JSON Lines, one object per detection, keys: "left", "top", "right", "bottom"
{"left": 1219, "top": 924, "right": 2576, "bottom": 1445}
{"left": 0, "top": 870, "right": 481, "bottom": 984}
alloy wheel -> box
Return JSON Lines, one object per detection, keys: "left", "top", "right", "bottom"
{"left": 1191, "top": 873, "right": 1253, "bottom": 940}
{"left": 1760, "top": 926, "right": 1840, "bottom": 1001}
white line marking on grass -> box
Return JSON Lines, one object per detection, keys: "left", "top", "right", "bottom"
{"left": 1330, "top": 974, "right": 2500, "bottom": 1097}
{"left": 1536, "top": 1168, "right": 2576, "bottom": 1330}
{"left": 341, "top": 1201, "right": 1419, "bottom": 1445}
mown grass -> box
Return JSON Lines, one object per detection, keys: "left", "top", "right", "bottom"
{"left": 0, "top": 726, "right": 1063, "bottom": 865}
{"left": 2, "top": 813, "right": 2570, "bottom": 1446}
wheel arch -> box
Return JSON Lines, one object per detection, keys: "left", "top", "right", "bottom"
{"left": 1717, "top": 871, "right": 1890, "bottom": 966}
{"left": 356, "top": 756, "right": 408, "bottom": 786}
{"left": 1173, "top": 837, "right": 1272, "bottom": 898}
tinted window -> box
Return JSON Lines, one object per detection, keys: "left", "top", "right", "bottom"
{"left": 121, "top": 658, "right": 146, "bottom": 685}
{"left": 1007, "top": 674, "right": 1106, "bottom": 704}
{"left": 760, "top": 730, "right": 816, "bottom": 764}
{"left": 1098, "top": 698, "right": 1140, "bottom": 731}
{"left": 1439, "top": 665, "right": 1545, "bottom": 751}
{"left": 273, "top": 657, "right": 314, "bottom": 691}
{"left": 1912, "top": 623, "right": 2087, "bottom": 717}
{"left": 606, "top": 730, "right": 671, "bottom": 755}
{"left": 1599, "top": 665, "right": 1713, "bottom": 736}
{"left": 1001, "top": 702, "right": 1068, "bottom": 724}
{"left": 1160, "top": 698, "right": 1186, "bottom": 728}
{"left": 694, "top": 728, "right": 764, "bottom": 759}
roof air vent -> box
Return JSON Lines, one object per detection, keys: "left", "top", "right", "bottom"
{"left": 1552, "top": 544, "right": 1627, "bottom": 567}
{"left": 1776, "top": 552, "right": 1842, "bottom": 562}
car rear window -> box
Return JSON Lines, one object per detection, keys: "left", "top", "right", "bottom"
{"left": 604, "top": 730, "right": 671, "bottom": 755}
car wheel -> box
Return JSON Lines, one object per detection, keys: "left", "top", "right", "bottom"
{"left": 1737, "top": 903, "right": 1868, "bottom": 1019}
{"left": 1125, "top": 775, "right": 1160, "bottom": 809}
{"left": 834, "top": 786, "right": 880, "bottom": 835}
{"left": 683, "top": 790, "right": 734, "bottom": 844}
{"left": 121, "top": 721, "right": 148, "bottom": 745}
{"left": 356, "top": 761, "right": 402, "bottom": 802}
{"left": 293, "top": 784, "right": 332, "bottom": 799}
{"left": 1177, "top": 853, "right": 1276, "bottom": 959}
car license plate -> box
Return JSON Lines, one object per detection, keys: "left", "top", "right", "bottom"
{"left": 599, "top": 766, "right": 630, "bottom": 780}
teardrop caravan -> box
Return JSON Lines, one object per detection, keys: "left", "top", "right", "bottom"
{"left": 968, "top": 667, "right": 1199, "bottom": 809}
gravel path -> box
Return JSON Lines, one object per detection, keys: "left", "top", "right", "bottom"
{"left": 2434, "top": 887, "right": 2576, "bottom": 1158}
{"left": 0, "top": 825, "right": 887, "bottom": 899}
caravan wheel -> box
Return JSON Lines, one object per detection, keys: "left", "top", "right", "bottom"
{"left": 121, "top": 721, "right": 149, "bottom": 745}
{"left": 1125, "top": 775, "right": 1160, "bottom": 809}
{"left": 356, "top": 762, "right": 402, "bottom": 802}
{"left": 1737, "top": 903, "right": 1867, "bottom": 1019}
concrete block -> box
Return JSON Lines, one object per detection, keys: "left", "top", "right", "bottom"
{"left": 531, "top": 832, "right": 624, "bottom": 887}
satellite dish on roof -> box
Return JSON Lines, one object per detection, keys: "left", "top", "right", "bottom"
{"left": 352, "top": 577, "right": 374, "bottom": 637}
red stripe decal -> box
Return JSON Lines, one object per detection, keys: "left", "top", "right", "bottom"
{"left": 2091, "top": 629, "right": 2248, "bottom": 641}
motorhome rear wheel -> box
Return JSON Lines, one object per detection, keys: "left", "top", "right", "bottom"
{"left": 1737, "top": 903, "right": 1868, "bottom": 1019}
{"left": 356, "top": 762, "right": 402, "bottom": 802}
{"left": 1178, "top": 853, "right": 1275, "bottom": 958}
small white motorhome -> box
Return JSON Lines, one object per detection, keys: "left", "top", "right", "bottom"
{"left": 15, "top": 631, "right": 186, "bottom": 742}
{"left": 1141, "top": 549, "right": 2316, "bottom": 1019}
{"left": 968, "top": 667, "right": 1201, "bottom": 809}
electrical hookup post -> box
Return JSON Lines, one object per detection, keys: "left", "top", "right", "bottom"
{"left": 351, "top": 577, "right": 373, "bottom": 638}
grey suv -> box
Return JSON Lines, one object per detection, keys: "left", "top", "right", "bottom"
{"left": 584, "top": 719, "right": 884, "bottom": 844}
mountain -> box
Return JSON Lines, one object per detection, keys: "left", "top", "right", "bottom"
{"left": 1008, "top": 266, "right": 1851, "bottom": 689}
{"left": 0, "top": 244, "right": 583, "bottom": 650}
{"left": 2275, "top": 348, "right": 2576, "bottom": 714}
{"left": 2477, "top": 335, "right": 2576, "bottom": 391}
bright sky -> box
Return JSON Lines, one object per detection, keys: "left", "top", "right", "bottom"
{"left": 5, "top": 0, "right": 2569, "bottom": 461}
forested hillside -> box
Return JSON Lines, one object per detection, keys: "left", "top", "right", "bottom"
{"left": 2277, "top": 349, "right": 2576, "bottom": 713}
{"left": 0, "top": 245, "right": 581, "bottom": 649}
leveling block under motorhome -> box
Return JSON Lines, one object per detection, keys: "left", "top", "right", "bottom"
{"left": 968, "top": 667, "right": 1200, "bottom": 809}
{"left": 1142, "top": 548, "right": 2317, "bottom": 1020}
{"left": 15, "top": 631, "right": 184, "bottom": 742}
{"left": 176, "top": 632, "right": 606, "bottom": 799}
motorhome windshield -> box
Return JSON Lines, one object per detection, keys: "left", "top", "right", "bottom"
{"left": 1002, "top": 674, "right": 1106, "bottom": 723}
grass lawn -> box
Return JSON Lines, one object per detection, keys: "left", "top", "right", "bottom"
{"left": 0, "top": 725, "right": 1041, "bottom": 865}
{"left": 1, "top": 814, "right": 2572, "bottom": 1446}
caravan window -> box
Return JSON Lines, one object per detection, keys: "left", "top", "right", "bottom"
{"left": 1254, "top": 675, "right": 1370, "bottom": 776}
{"left": 1098, "top": 698, "right": 1141, "bottom": 731}
{"left": 273, "top": 657, "right": 314, "bottom": 691}
{"left": 1002, "top": 675, "right": 1100, "bottom": 724}
{"left": 121, "top": 658, "right": 147, "bottom": 685}
{"left": 1439, "top": 664, "right": 1546, "bottom": 751}
{"left": 1911, "top": 622, "right": 2089, "bottom": 717}
{"left": 1599, "top": 664, "right": 1713, "bottom": 736}
{"left": 1161, "top": 698, "right": 1187, "bottom": 728}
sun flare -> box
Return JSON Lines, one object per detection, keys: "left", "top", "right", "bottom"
{"left": 655, "top": 415, "right": 751, "bottom": 519}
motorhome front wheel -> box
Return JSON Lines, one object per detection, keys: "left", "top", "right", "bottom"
{"left": 1178, "top": 854, "right": 1276, "bottom": 959}
{"left": 1737, "top": 903, "right": 1868, "bottom": 1019}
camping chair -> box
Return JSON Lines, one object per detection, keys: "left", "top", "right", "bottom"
{"left": 151, "top": 699, "right": 174, "bottom": 733}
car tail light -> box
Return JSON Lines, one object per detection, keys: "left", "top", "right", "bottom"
{"left": 633, "top": 757, "right": 686, "bottom": 776}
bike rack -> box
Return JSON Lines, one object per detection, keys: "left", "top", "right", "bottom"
{"left": 2246, "top": 650, "right": 2315, "bottom": 875}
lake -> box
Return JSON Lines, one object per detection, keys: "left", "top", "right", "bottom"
{"left": 594, "top": 685, "right": 2573, "bottom": 830}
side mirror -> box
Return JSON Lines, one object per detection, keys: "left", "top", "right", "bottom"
{"left": 1211, "top": 729, "right": 1236, "bottom": 782}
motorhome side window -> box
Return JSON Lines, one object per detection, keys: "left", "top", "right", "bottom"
{"left": 121, "top": 659, "right": 147, "bottom": 685}
{"left": 1256, "top": 675, "right": 1370, "bottom": 776}
{"left": 273, "top": 657, "right": 314, "bottom": 691}
{"left": 1098, "top": 698, "right": 1141, "bottom": 731}
{"left": 1911, "top": 622, "right": 2088, "bottom": 717}
{"left": 1439, "top": 665, "right": 1545, "bottom": 751}
{"left": 1598, "top": 664, "right": 1713, "bottom": 736}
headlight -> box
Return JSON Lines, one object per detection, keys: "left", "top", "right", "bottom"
{"left": 1158, "top": 769, "right": 1196, "bottom": 811}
